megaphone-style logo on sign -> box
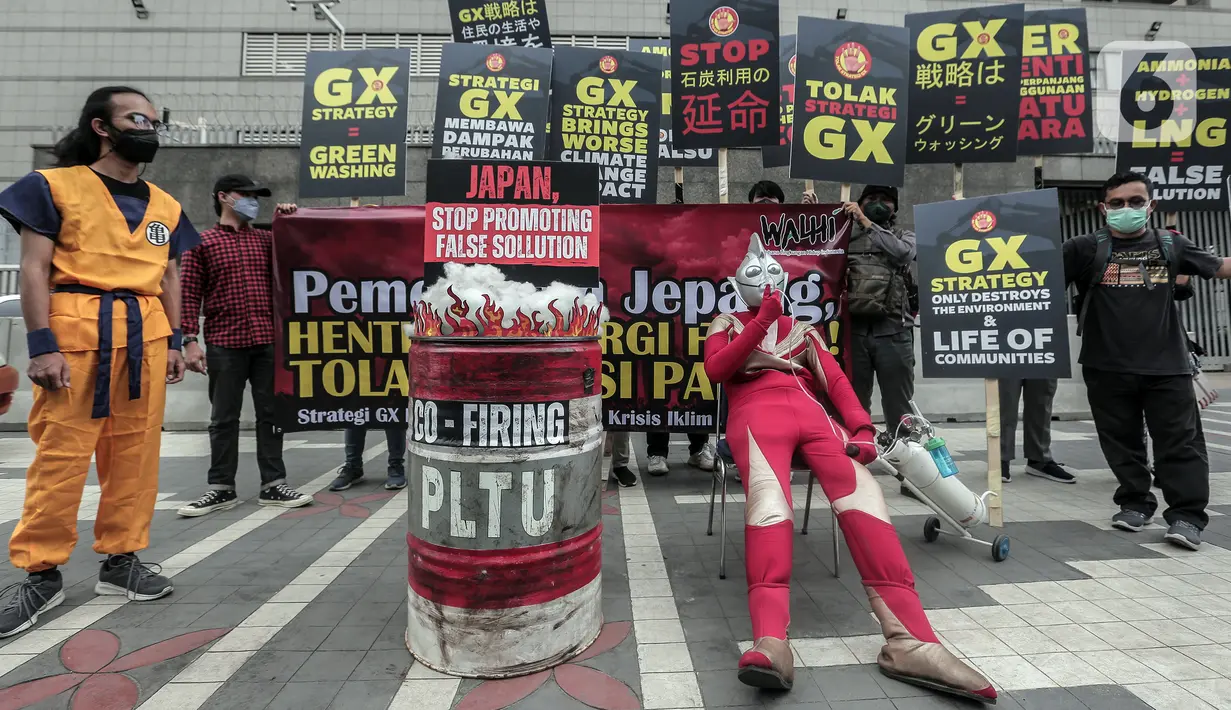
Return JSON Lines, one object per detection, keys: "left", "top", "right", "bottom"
{"left": 709, "top": 6, "right": 739, "bottom": 37}
{"left": 834, "top": 42, "right": 871, "bottom": 80}
{"left": 599, "top": 55, "right": 619, "bottom": 74}
{"left": 788, "top": 54, "right": 797, "bottom": 77}
{"left": 486, "top": 53, "right": 506, "bottom": 72}
{"left": 971, "top": 210, "right": 997, "bottom": 233}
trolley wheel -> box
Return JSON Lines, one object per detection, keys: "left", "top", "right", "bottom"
{"left": 923, "top": 517, "right": 941, "bottom": 543}
{"left": 992, "top": 535, "right": 1010, "bottom": 562}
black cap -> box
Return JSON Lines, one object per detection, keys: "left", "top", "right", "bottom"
{"left": 858, "top": 184, "right": 899, "bottom": 204}
{"left": 213, "top": 174, "right": 272, "bottom": 197}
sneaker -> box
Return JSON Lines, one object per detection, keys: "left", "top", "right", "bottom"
{"left": 647, "top": 456, "right": 670, "bottom": 476}
{"left": 1001, "top": 461, "right": 1012, "bottom": 483}
{"left": 1164, "top": 521, "right": 1202, "bottom": 551}
{"left": 1026, "top": 460, "right": 1077, "bottom": 484}
{"left": 1111, "top": 509, "right": 1153, "bottom": 533}
{"left": 329, "top": 465, "right": 364, "bottom": 491}
{"left": 259, "top": 484, "right": 313, "bottom": 508}
{"left": 384, "top": 470, "right": 408, "bottom": 490}
{"left": 177, "top": 489, "right": 239, "bottom": 517}
{"left": 95, "top": 554, "right": 173, "bottom": 601}
{"left": 689, "top": 443, "right": 717, "bottom": 472}
{"left": 610, "top": 466, "right": 638, "bottom": 487}
{"left": 0, "top": 570, "right": 64, "bottom": 639}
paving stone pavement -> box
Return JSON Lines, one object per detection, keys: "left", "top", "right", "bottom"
{"left": 0, "top": 403, "right": 1230, "bottom": 709}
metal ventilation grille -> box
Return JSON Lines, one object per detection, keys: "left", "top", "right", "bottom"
{"left": 242, "top": 33, "right": 447, "bottom": 76}
{"left": 243, "top": 33, "right": 643, "bottom": 76}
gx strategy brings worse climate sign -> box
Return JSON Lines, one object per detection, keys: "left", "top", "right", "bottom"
{"left": 914, "top": 189, "right": 1070, "bottom": 380}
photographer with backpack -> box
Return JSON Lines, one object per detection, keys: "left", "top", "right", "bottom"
{"left": 1066, "top": 172, "right": 1231, "bottom": 551}
{"left": 840, "top": 185, "right": 917, "bottom": 435}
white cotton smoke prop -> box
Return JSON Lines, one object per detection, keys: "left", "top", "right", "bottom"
{"left": 416, "top": 263, "right": 603, "bottom": 336}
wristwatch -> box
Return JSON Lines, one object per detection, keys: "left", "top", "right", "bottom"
{"left": 184, "top": 336, "right": 199, "bottom": 345}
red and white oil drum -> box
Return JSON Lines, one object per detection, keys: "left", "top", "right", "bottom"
{"left": 406, "top": 337, "right": 603, "bottom": 678}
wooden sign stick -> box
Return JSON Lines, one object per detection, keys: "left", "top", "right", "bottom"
{"left": 954, "top": 162, "right": 1003, "bottom": 528}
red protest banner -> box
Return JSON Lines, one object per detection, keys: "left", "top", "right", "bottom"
{"left": 272, "top": 204, "right": 850, "bottom": 432}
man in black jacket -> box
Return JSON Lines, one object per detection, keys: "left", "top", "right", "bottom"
{"left": 1066, "top": 172, "right": 1231, "bottom": 550}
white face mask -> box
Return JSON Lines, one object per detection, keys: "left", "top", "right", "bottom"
{"left": 230, "top": 196, "right": 260, "bottom": 222}
{"left": 728, "top": 233, "right": 787, "bottom": 307}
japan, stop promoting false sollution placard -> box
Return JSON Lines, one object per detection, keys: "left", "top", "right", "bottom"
{"left": 914, "top": 188, "right": 1071, "bottom": 381}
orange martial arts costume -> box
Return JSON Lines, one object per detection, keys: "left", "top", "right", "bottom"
{"left": 9, "top": 166, "right": 183, "bottom": 572}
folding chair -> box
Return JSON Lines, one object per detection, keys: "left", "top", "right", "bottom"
{"left": 706, "top": 384, "right": 841, "bottom": 580}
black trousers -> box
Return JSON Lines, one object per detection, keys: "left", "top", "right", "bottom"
{"left": 207, "top": 345, "right": 286, "bottom": 491}
{"left": 851, "top": 329, "right": 915, "bottom": 429}
{"left": 1083, "top": 367, "right": 1208, "bottom": 529}
{"left": 646, "top": 432, "right": 709, "bottom": 458}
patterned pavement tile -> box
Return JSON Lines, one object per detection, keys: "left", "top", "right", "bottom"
{"left": 0, "top": 416, "right": 1229, "bottom": 708}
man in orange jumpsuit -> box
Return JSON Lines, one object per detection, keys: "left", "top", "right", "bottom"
{"left": 0, "top": 86, "right": 197, "bottom": 638}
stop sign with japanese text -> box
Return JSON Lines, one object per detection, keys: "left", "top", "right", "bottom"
{"left": 670, "top": 0, "right": 780, "bottom": 149}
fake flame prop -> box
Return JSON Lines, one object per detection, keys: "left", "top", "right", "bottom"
{"left": 413, "top": 289, "right": 601, "bottom": 337}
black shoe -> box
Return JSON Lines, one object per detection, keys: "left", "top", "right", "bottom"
{"left": 610, "top": 466, "right": 638, "bottom": 488}
{"left": 384, "top": 470, "right": 408, "bottom": 490}
{"left": 177, "top": 489, "right": 240, "bottom": 517}
{"left": 0, "top": 570, "right": 64, "bottom": 639}
{"left": 1164, "top": 521, "right": 1202, "bottom": 551}
{"left": 329, "top": 465, "right": 364, "bottom": 491}
{"left": 1111, "top": 509, "right": 1153, "bottom": 533}
{"left": 1001, "top": 461, "right": 1012, "bottom": 483}
{"left": 259, "top": 484, "right": 313, "bottom": 508}
{"left": 95, "top": 554, "right": 173, "bottom": 601}
{"left": 1026, "top": 460, "right": 1077, "bottom": 484}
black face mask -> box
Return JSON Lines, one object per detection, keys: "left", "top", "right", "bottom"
{"left": 864, "top": 200, "right": 893, "bottom": 225}
{"left": 106, "top": 126, "right": 159, "bottom": 164}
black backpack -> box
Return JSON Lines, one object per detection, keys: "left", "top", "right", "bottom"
{"left": 1075, "top": 227, "right": 1175, "bottom": 337}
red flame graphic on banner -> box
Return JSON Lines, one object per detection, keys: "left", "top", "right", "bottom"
{"left": 413, "top": 295, "right": 601, "bottom": 337}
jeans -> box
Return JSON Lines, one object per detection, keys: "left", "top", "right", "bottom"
{"left": 646, "top": 432, "right": 710, "bottom": 458}
{"left": 850, "top": 329, "right": 915, "bottom": 429}
{"left": 206, "top": 345, "right": 285, "bottom": 491}
{"left": 344, "top": 427, "right": 407, "bottom": 475}
{"left": 1084, "top": 367, "right": 1209, "bottom": 529}
{"left": 611, "top": 432, "right": 632, "bottom": 469}
{"left": 999, "top": 378, "right": 1058, "bottom": 462}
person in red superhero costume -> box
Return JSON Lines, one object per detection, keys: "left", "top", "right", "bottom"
{"left": 705, "top": 235, "right": 995, "bottom": 704}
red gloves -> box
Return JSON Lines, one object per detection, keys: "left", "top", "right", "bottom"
{"left": 755, "top": 285, "right": 783, "bottom": 326}
{"left": 846, "top": 426, "right": 879, "bottom": 465}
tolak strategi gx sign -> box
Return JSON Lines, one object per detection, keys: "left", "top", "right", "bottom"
{"left": 789, "top": 17, "right": 910, "bottom": 187}
{"left": 298, "top": 48, "right": 411, "bottom": 199}
{"left": 914, "top": 189, "right": 1071, "bottom": 380}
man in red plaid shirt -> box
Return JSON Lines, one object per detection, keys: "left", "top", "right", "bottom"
{"left": 176, "top": 174, "right": 312, "bottom": 516}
